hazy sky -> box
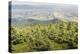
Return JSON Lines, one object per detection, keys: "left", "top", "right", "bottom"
{"left": 12, "top": 1, "right": 77, "bottom": 6}
{"left": 12, "top": 1, "right": 53, "bottom": 5}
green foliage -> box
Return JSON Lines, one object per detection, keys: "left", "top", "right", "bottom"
{"left": 10, "top": 21, "right": 78, "bottom": 53}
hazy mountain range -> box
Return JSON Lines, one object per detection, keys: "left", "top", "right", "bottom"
{"left": 10, "top": 2, "right": 78, "bottom": 26}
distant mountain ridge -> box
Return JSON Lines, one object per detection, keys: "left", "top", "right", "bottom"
{"left": 11, "top": 3, "right": 78, "bottom": 27}
{"left": 11, "top": 16, "right": 77, "bottom": 27}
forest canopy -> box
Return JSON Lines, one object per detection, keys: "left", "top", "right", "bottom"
{"left": 9, "top": 21, "right": 78, "bottom": 53}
